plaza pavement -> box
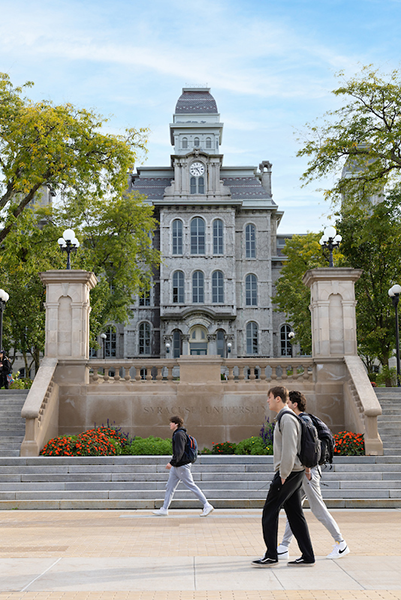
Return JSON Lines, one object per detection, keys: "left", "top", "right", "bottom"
{"left": 0, "top": 508, "right": 400, "bottom": 600}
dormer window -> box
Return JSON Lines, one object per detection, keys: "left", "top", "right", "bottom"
{"left": 182, "top": 137, "right": 188, "bottom": 149}
{"left": 194, "top": 137, "right": 200, "bottom": 147}
{"left": 190, "top": 176, "right": 205, "bottom": 194}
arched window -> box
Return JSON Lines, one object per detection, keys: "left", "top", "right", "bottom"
{"left": 281, "top": 324, "right": 293, "bottom": 357}
{"left": 172, "top": 271, "right": 185, "bottom": 303}
{"left": 194, "top": 137, "right": 200, "bottom": 147}
{"left": 173, "top": 330, "right": 182, "bottom": 358}
{"left": 182, "top": 137, "right": 188, "bottom": 149}
{"left": 172, "top": 219, "right": 183, "bottom": 255}
{"left": 212, "top": 270, "right": 224, "bottom": 303}
{"left": 206, "top": 137, "right": 212, "bottom": 149}
{"left": 216, "top": 330, "right": 225, "bottom": 357}
{"left": 213, "top": 219, "right": 223, "bottom": 254}
{"left": 192, "top": 271, "right": 204, "bottom": 303}
{"left": 245, "top": 274, "right": 257, "bottom": 306}
{"left": 191, "top": 217, "right": 205, "bottom": 254}
{"left": 105, "top": 326, "right": 117, "bottom": 357}
{"left": 245, "top": 224, "right": 256, "bottom": 258}
{"left": 139, "top": 322, "right": 151, "bottom": 355}
{"left": 190, "top": 176, "right": 205, "bottom": 194}
{"left": 246, "top": 322, "right": 258, "bottom": 354}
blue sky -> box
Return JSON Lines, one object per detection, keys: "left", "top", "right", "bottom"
{"left": 1, "top": 0, "right": 400, "bottom": 233}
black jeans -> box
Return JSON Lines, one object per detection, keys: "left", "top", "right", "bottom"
{"left": 262, "top": 470, "right": 314, "bottom": 562}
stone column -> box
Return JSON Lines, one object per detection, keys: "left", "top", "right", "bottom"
{"left": 39, "top": 270, "right": 97, "bottom": 383}
{"left": 302, "top": 268, "right": 362, "bottom": 359}
{"left": 302, "top": 268, "right": 362, "bottom": 432}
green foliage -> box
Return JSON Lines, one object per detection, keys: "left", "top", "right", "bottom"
{"left": 211, "top": 441, "right": 237, "bottom": 454}
{"left": 297, "top": 66, "right": 401, "bottom": 209}
{"left": 274, "top": 233, "right": 341, "bottom": 353}
{"left": 333, "top": 431, "right": 365, "bottom": 456}
{"left": 235, "top": 437, "right": 273, "bottom": 455}
{"left": 376, "top": 366, "right": 397, "bottom": 387}
{"left": 10, "top": 372, "right": 32, "bottom": 389}
{"left": 0, "top": 74, "right": 161, "bottom": 368}
{"left": 123, "top": 436, "right": 173, "bottom": 456}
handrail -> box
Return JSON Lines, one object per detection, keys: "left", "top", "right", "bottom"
{"left": 20, "top": 357, "right": 59, "bottom": 456}
{"left": 344, "top": 355, "right": 383, "bottom": 455}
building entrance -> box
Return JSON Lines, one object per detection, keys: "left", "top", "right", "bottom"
{"left": 189, "top": 326, "right": 208, "bottom": 355}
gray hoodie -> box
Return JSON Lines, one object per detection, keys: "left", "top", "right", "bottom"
{"left": 273, "top": 406, "right": 304, "bottom": 480}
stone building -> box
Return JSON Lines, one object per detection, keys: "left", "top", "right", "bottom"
{"left": 103, "top": 87, "right": 295, "bottom": 360}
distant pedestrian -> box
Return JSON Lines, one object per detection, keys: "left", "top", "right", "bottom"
{"left": 277, "top": 390, "right": 350, "bottom": 560}
{"left": 252, "top": 386, "right": 315, "bottom": 567}
{"left": 0, "top": 351, "right": 11, "bottom": 389}
{"left": 153, "top": 415, "right": 214, "bottom": 517}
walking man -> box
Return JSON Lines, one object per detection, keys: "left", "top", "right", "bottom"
{"left": 153, "top": 415, "right": 214, "bottom": 517}
{"left": 252, "top": 386, "right": 315, "bottom": 567}
{"left": 277, "top": 390, "right": 350, "bottom": 560}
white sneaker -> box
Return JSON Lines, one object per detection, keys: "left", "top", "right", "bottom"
{"left": 326, "top": 540, "right": 350, "bottom": 559}
{"left": 152, "top": 508, "right": 168, "bottom": 516}
{"left": 200, "top": 504, "right": 214, "bottom": 517}
{"left": 277, "top": 544, "right": 290, "bottom": 560}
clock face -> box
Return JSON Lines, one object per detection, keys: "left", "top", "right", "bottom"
{"left": 190, "top": 162, "right": 205, "bottom": 177}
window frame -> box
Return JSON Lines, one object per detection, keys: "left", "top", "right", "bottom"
{"left": 245, "top": 274, "right": 258, "bottom": 306}
{"left": 212, "top": 270, "right": 224, "bottom": 304}
{"left": 192, "top": 270, "right": 204, "bottom": 303}
{"left": 172, "top": 219, "right": 183, "bottom": 255}
{"left": 139, "top": 322, "right": 151, "bottom": 355}
{"left": 245, "top": 223, "right": 256, "bottom": 258}
{"left": 190, "top": 217, "right": 205, "bottom": 254}
{"left": 213, "top": 219, "right": 224, "bottom": 255}
{"left": 172, "top": 270, "right": 185, "bottom": 304}
{"left": 246, "top": 321, "right": 258, "bottom": 355}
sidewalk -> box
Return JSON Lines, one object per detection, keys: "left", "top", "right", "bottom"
{"left": 0, "top": 508, "right": 400, "bottom": 599}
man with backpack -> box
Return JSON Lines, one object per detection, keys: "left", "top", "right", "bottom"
{"left": 277, "top": 391, "right": 350, "bottom": 560}
{"left": 252, "top": 386, "right": 315, "bottom": 567}
{"left": 153, "top": 415, "right": 214, "bottom": 517}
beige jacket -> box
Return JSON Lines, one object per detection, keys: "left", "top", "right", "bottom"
{"left": 273, "top": 406, "right": 304, "bottom": 480}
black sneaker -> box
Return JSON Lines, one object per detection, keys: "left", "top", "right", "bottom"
{"left": 252, "top": 556, "right": 278, "bottom": 567}
{"left": 287, "top": 557, "right": 315, "bottom": 566}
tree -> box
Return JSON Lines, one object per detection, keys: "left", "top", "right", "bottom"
{"left": 297, "top": 66, "right": 401, "bottom": 208}
{"left": 274, "top": 233, "right": 336, "bottom": 354}
{"left": 336, "top": 197, "right": 401, "bottom": 370}
{"left": 0, "top": 72, "right": 148, "bottom": 244}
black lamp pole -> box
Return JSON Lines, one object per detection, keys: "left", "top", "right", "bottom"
{"left": 58, "top": 229, "right": 80, "bottom": 270}
{"left": 319, "top": 226, "right": 342, "bottom": 268}
{"left": 0, "top": 290, "right": 9, "bottom": 351}
{"left": 389, "top": 285, "right": 401, "bottom": 387}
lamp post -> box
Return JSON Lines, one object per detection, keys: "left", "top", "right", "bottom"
{"left": 100, "top": 333, "right": 107, "bottom": 360}
{"left": 319, "top": 226, "right": 342, "bottom": 268}
{"left": 227, "top": 342, "right": 232, "bottom": 357}
{"left": 165, "top": 342, "right": 170, "bottom": 355}
{"left": 0, "top": 289, "right": 9, "bottom": 351}
{"left": 58, "top": 229, "right": 80, "bottom": 270}
{"left": 388, "top": 284, "right": 401, "bottom": 387}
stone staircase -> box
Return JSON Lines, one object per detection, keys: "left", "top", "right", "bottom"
{"left": 0, "top": 454, "right": 399, "bottom": 510}
{"left": 375, "top": 388, "right": 401, "bottom": 455}
{"left": 0, "top": 390, "right": 29, "bottom": 457}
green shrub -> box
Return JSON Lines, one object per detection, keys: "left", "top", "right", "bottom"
{"left": 124, "top": 436, "right": 172, "bottom": 455}
{"left": 211, "top": 441, "right": 237, "bottom": 454}
{"left": 235, "top": 436, "right": 273, "bottom": 455}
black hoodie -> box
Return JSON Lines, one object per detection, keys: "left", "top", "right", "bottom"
{"left": 170, "top": 427, "right": 190, "bottom": 467}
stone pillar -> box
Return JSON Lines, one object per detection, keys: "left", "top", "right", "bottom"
{"left": 39, "top": 270, "right": 98, "bottom": 360}
{"left": 302, "top": 268, "right": 362, "bottom": 359}
{"left": 302, "top": 268, "right": 362, "bottom": 432}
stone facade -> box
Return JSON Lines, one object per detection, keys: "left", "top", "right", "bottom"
{"left": 101, "top": 87, "right": 296, "bottom": 361}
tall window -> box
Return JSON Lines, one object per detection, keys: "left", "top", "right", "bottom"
{"left": 182, "top": 137, "right": 188, "bottom": 149}
{"left": 213, "top": 219, "right": 223, "bottom": 254}
{"left": 281, "top": 324, "right": 293, "bottom": 356}
{"left": 173, "top": 330, "right": 181, "bottom": 358}
{"left": 246, "top": 224, "right": 256, "bottom": 258}
{"left": 191, "top": 217, "right": 205, "bottom": 254}
{"left": 194, "top": 137, "right": 200, "bottom": 147}
{"left": 246, "top": 322, "right": 258, "bottom": 354}
{"left": 190, "top": 177, "right": 205, "bottom": 194}
{"left": 206, "top": 137, "right": 212, "bottom": 149}
{"left": 172, "top": 271, "right": 184, "bottom": 303}
{"left": 216, "top": 330, "right": 225, "bottom": 357}
{"left": 139, "top": 289, "right": 150, "bottom": 306}
{"left": 105, "top": 327, "right": 117, "bottom": 357}
{"left": 172, "top": 219, "right": 183, "bottom": 255}
{"left": 139, "top": 322, "right": 151, "bottom": 355}
{"left": 212, "top": 270, "right": 224, "bottom": 303}
{"left": 192, "top": 271, "right": 204, "bottom": 303}
{"left": 245, "top": 274, "right": 257, "bottom": 306}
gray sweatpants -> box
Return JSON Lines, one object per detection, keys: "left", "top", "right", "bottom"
{"left": 281, "top": 467, "right": 343, "bottom": 546}
{"left": 162, "top": 464, "right": 208, "bottom": 509}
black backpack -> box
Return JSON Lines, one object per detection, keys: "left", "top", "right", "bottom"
{"left": 184, "top": 434, "right": 198, "bottom": 464}
{"left": 308, "top": 413, "right": 336, "bottom": 465}
{"left": 277, "top": 410, "right": 321, "bottom": 469}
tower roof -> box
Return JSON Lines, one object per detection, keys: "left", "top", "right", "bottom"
{"left": 175, "top": 87, "right": 218, "bottom": 114}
